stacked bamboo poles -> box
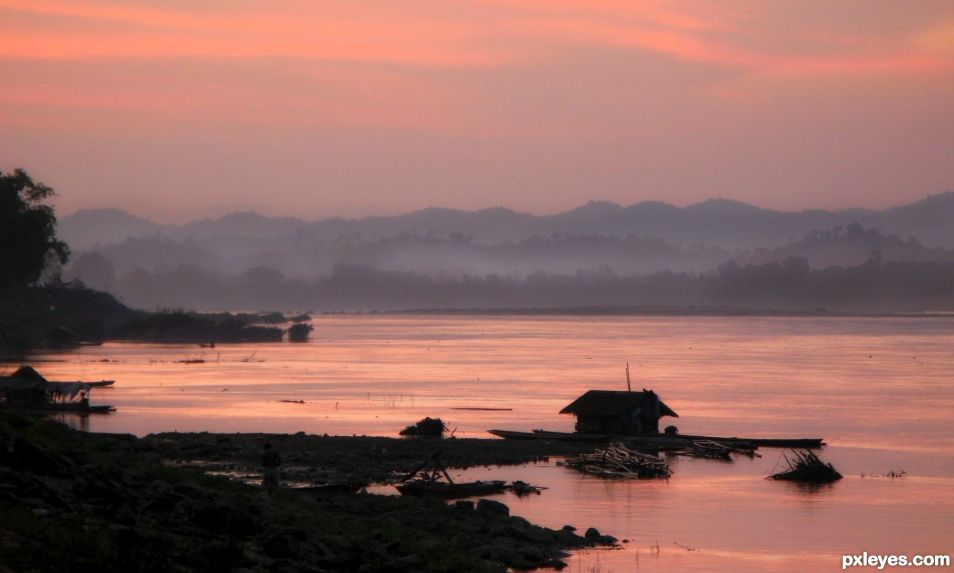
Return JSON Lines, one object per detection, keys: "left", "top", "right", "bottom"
{"left": 559, "top": 442, "right": 671, "bottom": 479}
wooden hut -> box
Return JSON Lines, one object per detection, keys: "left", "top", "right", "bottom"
{"left": 559, "top": 389, "right": 678, "bottom": 436}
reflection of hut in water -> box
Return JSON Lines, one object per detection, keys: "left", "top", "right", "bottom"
{"left": 559, "top": 389, "right": 678, "bottom": 436}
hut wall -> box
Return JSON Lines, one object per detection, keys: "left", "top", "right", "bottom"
{"left": 575, "top": 415, "right": 625, "bottom": 434}
{"left": 575, "top": 412, "right": 661, "bottom": 436}
{"left": 2, "top": 388, "right": 48, "bottom": 407}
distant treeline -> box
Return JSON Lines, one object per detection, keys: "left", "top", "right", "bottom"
{"left": 70, "top": 256, "right": 954, "bottom": 313}
{"left": 63, "top": 223, "right": 954, "bottom": 282}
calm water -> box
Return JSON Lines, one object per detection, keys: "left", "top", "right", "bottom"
{"left": 5, "top": 315, "right": 954, "bottom": 572}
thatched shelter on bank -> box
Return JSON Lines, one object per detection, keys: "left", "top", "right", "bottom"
{"left": 559, "top": 389, "right": 678, "bottom": 436}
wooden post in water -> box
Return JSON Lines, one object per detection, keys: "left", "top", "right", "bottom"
{"left": 626, "top": 362, "right": 632, "bottom": 392}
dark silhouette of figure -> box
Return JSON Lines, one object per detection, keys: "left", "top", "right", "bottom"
{"left": 261, "top": 443, "right": 281, "bottom": 495}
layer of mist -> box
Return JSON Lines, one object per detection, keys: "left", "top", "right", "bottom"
{"left": 59, "top": 194, "right": 954, "bottom": 312}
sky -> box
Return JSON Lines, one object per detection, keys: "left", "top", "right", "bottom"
{"left": 1, "top": 1, "right": 953, "bottom": 222}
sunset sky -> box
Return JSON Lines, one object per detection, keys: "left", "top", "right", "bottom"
{"left": 2, "top": 1, "right": 953, "bottom": 221}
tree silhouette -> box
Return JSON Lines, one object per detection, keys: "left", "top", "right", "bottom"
{"left": 0, "top": 169, "right": 70, "bottom": 289}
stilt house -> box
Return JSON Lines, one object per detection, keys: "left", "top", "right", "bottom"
{"left": 0, "top": 366, "right": 114, "bottom": 412}
{"left": 0, "top": 366, "right": 49, "bottom": 407}
{"left": 559, "top": 389, "right": 678, "bottom": 435}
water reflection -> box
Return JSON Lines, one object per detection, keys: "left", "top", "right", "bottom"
{"left": 50, "top": 412, "right": 90, "bottom": 432}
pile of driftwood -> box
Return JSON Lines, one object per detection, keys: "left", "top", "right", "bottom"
{"left": 560, "top": 442, "right": 671, "bottom": 479}
{"left": 682, "top": 440, "right": 760, "bottom": 461}
{"left": 399, "top": 417, "right": 448, "bottom": 437}
{"left": 769, "top": 450, "right": 842, "bottom": 483}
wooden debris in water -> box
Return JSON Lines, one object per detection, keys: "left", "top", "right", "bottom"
{"left": 507, "top": 480, "right": 546, "bottom": 496}
{"left": 559, "top": 442, "right": 671, "bottom": 479}
{"left": 769, "top": 450, "right": 842, "bottom": 483}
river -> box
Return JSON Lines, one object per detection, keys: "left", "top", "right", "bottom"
{"left": 6, "top": 315, "right": 953, "bottom": 572}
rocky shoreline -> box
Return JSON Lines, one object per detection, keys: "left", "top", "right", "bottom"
{"left": 0, "top": 412, "right": 616, "bottom": 572}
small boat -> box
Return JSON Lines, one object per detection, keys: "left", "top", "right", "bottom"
{"left": 396, "top": 451, "right": 508, "bottom": 499}
{"left": 42, "top": 379, "right": 114, "bottom": 388}
{"left": 397, "top": 480, "right": 507, "bottom": 499}
{"left": 297, "top": 482, "right": 365, "bottom": 494}
{"left": 50, "top": 402, "right": 115, "bottom": 414}
{"left": 488, "top": 429, "right": 823, "bottom": 449}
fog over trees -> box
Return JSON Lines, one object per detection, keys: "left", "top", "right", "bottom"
{"left": 59, "top": 194, "right": 954, "bottom": 312}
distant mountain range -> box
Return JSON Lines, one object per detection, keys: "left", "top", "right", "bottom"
{"left": 57, "top": 192, "right": 954, "bottom": 311}
{"left": 60, "top": 191, "right": 954, "bottom": 251}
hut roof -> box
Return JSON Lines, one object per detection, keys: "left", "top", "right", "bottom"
{"left": 10, "top": 366, "right": 47, "bottom": 382}
{"left": 1, "top": 367, "right": 93, "bottom": 398}
{"left": 559, "top": 390, "right": 678, "bottom": 418}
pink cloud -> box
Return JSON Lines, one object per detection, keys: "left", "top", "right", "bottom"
{"left": 0, "top": 1, "right": 507, "bottom": 67}
{"left": 2, "top": 0, "right": 951, "bottom": 76}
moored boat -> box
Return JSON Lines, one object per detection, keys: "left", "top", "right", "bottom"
{"left": 488, "top": 429, "right": 823, "bottom": 449}
{"left": 50, "top": 402, "right": 116, "bottom": 414}
{"left": 396, "top": 480, "right": 507, "bottom": 499}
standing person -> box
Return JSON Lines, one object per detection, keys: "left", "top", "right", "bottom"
{"left": 261, "top": 443, "right": 281, "bottom": 495}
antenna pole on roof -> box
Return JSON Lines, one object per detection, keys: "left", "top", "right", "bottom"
{"left": 626, "top": 362, "right": 631, "bottom": 392}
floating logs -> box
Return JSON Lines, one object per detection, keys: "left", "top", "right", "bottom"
{"left": 559, "top": 442, "right": 671, "bottom": 479}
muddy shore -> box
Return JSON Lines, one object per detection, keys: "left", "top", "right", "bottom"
{"left": 142, "top": 431, "right": 595, "bottom": 486}
{"left": 0, "top": 413, "right": 616, "bottom": 572}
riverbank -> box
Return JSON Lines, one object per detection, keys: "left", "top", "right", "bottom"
{"left": 394, "top": 305, "right": 954, "bottom": 318}
{"left": 0, "top": 285, "right": 288, "bottom": 356}
{"left": 0, "top": 412, "right": 615, "bottom": 572}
